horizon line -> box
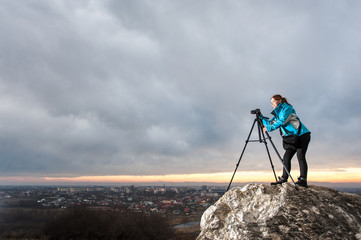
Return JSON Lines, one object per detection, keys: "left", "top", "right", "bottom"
{"left": 1, "top": 181, "right": 361, "bottom": 188}
{"left": 1, "top": 168, "right": 361, "bottom": 187}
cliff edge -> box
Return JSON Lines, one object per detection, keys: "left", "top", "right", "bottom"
{"left": 197, "top": 183, "right": 361, "bottom": 240}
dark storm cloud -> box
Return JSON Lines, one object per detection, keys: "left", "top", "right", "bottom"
{"left": 0, "top": 0, "right": 361, "bottom": 178}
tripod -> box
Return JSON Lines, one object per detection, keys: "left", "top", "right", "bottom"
{"left": 227, "top": 111, "right": 298, "bottom": 191}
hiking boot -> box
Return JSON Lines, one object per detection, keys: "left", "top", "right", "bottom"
{"left": 296, "top": 177, "right": 308, "bottom": 188}
{"left": 271, "top": 177, "right": 287, "bottom": 185}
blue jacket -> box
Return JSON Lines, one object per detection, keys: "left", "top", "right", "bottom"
{"left": 262, "top": 102, "right": 310, "bottom": 136}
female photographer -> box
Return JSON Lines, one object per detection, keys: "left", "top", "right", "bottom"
{"left": 261, "top": 94, "right": 311, "bottom": 188}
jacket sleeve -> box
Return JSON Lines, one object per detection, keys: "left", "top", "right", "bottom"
{"left": 262, "top": 116, "right": 276, "bottom": 129}
{"left": 266, "top": 104, "right": 293, "bottom": 132}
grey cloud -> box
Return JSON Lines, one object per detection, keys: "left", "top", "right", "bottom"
{"left": 0, "top": 0, "right": 361, "bottom": 178}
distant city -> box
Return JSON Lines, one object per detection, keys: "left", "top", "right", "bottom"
{"left": 1, "top": 184, "right": 360, "bottom": 213}
{"left": 0, "top": 185, "right": 227, "bottom": 216}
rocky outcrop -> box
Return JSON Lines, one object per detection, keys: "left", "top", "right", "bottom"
{"left": 197, "top": 183, "right": 361, "bottom": 240}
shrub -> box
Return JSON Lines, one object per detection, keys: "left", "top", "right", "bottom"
{"left": 44, "top": 207, "right": 174, "bottom": 240}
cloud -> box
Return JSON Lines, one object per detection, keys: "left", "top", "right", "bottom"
{"left": 0, "top": 0, "right": 360, "bottom": 179}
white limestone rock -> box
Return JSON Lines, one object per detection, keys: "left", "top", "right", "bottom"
{"left": 197, "top": 183, "right": 361, "bottom": 240}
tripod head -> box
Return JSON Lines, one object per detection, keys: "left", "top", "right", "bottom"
{"left": 251, "top": 108, "right": 269, "bottom": 120}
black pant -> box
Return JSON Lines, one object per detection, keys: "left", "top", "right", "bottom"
{"left": 282, "top": 133, "right": 311, "bottom": 180}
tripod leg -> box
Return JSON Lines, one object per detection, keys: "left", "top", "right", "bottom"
{"left": 257, "top": 119, "right": 277, "bottom": 181}
{"left": 227, "top": 119, "right": 257, "bottom": 191}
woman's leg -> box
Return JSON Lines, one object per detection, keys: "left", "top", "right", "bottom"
{"left": 297, "top": 133, "right": 311, "bottom": 180}
{"left": 297, "top": 149, "right": 308, "bottom": 179}
{"left": 282, "top": 149, "right": 297, "bottom": 179}
{"left": 296, "top": 133, "right": 311, "bottom": 179}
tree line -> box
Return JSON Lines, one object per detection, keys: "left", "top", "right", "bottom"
{"left": 0, "top": 207, "right": 175, "bottom": 240}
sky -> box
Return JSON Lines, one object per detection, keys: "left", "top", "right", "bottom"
{"left": 0, "top": 0, "right": 361, "bottom": 185}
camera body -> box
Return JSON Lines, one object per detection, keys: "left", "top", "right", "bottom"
{"left": 251, "top": 108, "right": 261, "bottom": 115}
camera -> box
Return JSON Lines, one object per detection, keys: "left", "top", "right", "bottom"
{"left": 251, "top": 108, "right": 261, "bottom": 115}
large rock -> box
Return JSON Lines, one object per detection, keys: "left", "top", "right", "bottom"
{"left": 197, "top": 183, "right": 361, "bottom": 240}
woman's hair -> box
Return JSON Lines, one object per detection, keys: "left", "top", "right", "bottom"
{"left": 271, "top": 94, "right": 290, "bottom": 105}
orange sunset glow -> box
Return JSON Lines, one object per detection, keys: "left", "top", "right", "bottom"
{"left": 2, "top": 168, "right": 361, "bottom": 185}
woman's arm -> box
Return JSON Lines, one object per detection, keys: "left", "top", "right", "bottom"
{"left": 266, "top": 104, "right": 293, "bottom": 132}
{"left": 262, "top": 115, "right": 276, "bottom": 129}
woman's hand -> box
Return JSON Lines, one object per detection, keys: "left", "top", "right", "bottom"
{"left": 263, "top": 127, "right": 267, "bottom": 133}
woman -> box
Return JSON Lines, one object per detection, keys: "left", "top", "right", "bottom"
{"left": 261, "top": 94, "right": 311, "bottom": 188}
